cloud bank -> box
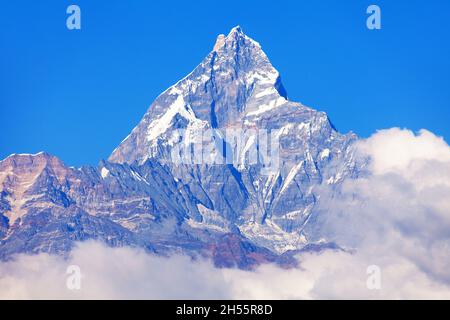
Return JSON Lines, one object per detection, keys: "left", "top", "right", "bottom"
{"left": 1, "top": 128, "right": 450, "bottom": 299}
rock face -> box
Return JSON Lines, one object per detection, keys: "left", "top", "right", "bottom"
{"left": 0, "top": 27, "right": 362, "bottom": 268}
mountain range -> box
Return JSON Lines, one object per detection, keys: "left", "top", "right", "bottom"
{"left": 0, "top": 26, "right": 364, "bottom": 269}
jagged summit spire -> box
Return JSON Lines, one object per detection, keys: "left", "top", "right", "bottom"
{"left": 109, "top": 26, "right": 291, "bottom": 164}
{"left": 227, "top": 25, "right": 243, "bottom": 36}
{"left": 212, "top": 25, "right": 261, "bottom": 53}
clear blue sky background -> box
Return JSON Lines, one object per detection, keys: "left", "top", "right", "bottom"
{"left": 1, "top": 0, "right": 449, "bottom": 166}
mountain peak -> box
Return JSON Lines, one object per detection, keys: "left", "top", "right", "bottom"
{"left": 109, "top": 27, "right": 295, "bottom": 163}
{"left": 212, "top": 26, "right": 259, "bottom": 52}
{"left": 227, "top": 25, "right": 244, "bottom": 37}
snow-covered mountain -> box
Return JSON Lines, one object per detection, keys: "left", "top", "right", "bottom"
{"left": 0, "top": 27, "right": 362, "bottom": 268}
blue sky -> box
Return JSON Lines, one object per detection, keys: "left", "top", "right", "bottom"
{"left": 1, "top": 0, "right": 449, "bottom": 166}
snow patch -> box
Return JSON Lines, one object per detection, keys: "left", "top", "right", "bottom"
{"left": 320, "top": 149, "right": 330, "bottom": 160}
{"left": 246, "top": 97, "right": 287, "bottom": 117}
{"left": 101, "top": 167, "right": 110, "bottom": 179}
{"left": 146, "top": 94, "right": 206, "bottom": 145}
{"left": 327, "top": 171, "right": 343, "bottom": 185}
{"left": 240, "top": 219, "right": 307, "bottom": 254}
{"left": 130, "top": 170, "right": 150, "bottom": 185}
{"left": 187, "top": 204, "right": 229, "bottom": 233}
{"left": 254, "top": 87, "right": 278, "bottom": 99}
{"left": 238, "top": 135, "right": 256, "bottom": 169}
{"left": 279, "top": 161, "right": 303, "bottom": 195}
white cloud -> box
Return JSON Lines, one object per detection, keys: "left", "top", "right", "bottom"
{"left": 1, "top": 241, "right": 450, "bottom": 300}
{"left": 356, "top": 128, "right": 450, "bottom": 182}
{"left": 313, "top": 128, "right": 450, "bottom": 293}
{"left": 0, "top": 128, "right": 450, "bottom": 299}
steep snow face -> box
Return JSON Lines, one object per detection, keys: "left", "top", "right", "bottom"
{"left": 145, "top": 92, "right": 207, "bottom": 146}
